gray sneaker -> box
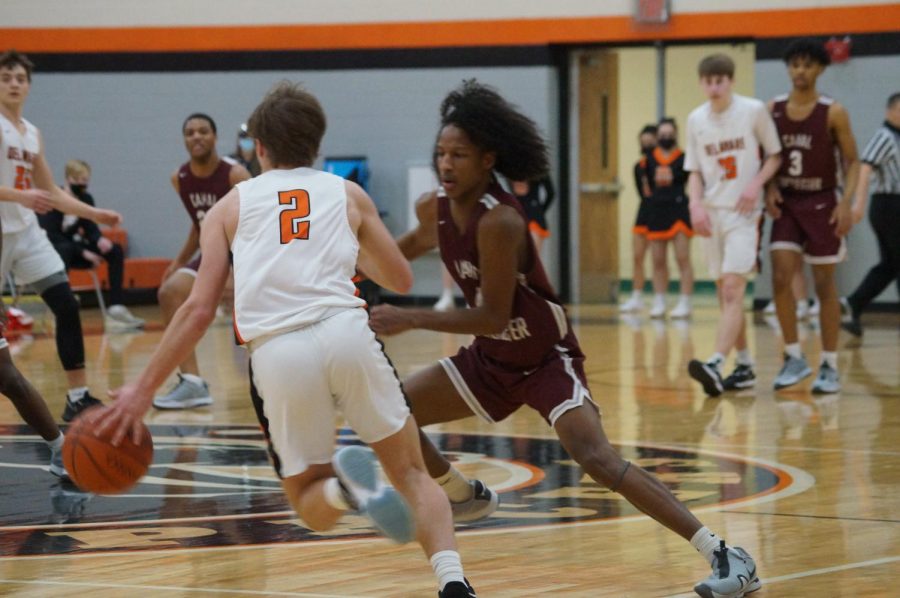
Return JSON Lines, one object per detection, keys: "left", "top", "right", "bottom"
{"left": 105, "top": 304, "right": 145, "bottom": 331}
{"left": 694, "top": 541, "right": 762, "bottom": 598}
{"left": 773, "top": 354, "right": 812, "bottom": 390}
{"left": 153, "top": 374, "right": 213, "bottom": 409}
{"left": 333, "top": 446, "right": 415, "bottom": 544}
{"left": 451, "top": 479, "right": 499, "bottom": 523}
{"left": 49, "top": 445, "right": 68, "bottom": 478}
{"left": 811, "top": 362, "right": 840, "bottom": 394}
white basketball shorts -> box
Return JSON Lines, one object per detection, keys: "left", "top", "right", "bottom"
{"left": 702, "top": 207, "right": 761, "bottom": 280}
{"left": 248, "top": 307, "right": 410, "bottom": 478}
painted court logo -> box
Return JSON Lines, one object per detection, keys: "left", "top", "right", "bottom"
{"left": 0, "top": 425, "right": 812, "bottom": 557}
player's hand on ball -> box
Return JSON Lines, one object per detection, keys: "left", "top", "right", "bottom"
{"left": 96, "top": 383, "right": 153, "bottom": 447}
{"left": 369, "top": 304, "right": 414, "bottom": 336}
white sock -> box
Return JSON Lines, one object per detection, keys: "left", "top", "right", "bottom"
{"left": 435, "top": 467, "right": 473, "bottom": 503}
{"left": 180, "top": 373, "right": 205, "bottom": 386}
{"left": 735, "top": 349, "right": 753, "bottom": 366}
{"left": 430, "top": 550, "right": 464, "bottom": 591}
{"left": 690, "top": 526, "right": 727, "bottom": 564}
{"left": 46, "top": 432, "right": 64, "bottom": 452}
{"left": 821, "top": 351, "right": 838, "bottom": 370}
{"left": 323, "top": 477, "right": 350, "bottom": 511}
{"left": 678, "top": 294, "right": 691, "bottom": 306}
{"left": 654, "top": 293, "right": 666, "bottom": 303}
{"left": 67, "top": 387, "right": 88, "bottom": 403}
{"left": 784, "top": 343, "right": 803, "bottom": 359}
{"left": 631, "top": 289, "right": 642, "bottom": 299}
{"left": 706, "top": 353, "right": 725, "bottom": 368}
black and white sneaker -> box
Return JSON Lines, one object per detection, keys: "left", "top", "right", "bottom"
{"left": 688, "top": 359, "right": 724, "bottom": 397}
{"left": 722, "top": 364, "right": 756, "bottom": 391}
{"left": 451, "top": 480, "right": 499, "bottom": 523}
{"left": 694, "top": 541, "right": 761, "bottom": 598}
{"left": 61, "top": 391, "right": 103, "bottom": 422}
{"left": 439, "top": 578, "right": 477, "bottom": 598}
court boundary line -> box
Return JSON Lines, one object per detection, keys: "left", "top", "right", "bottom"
{"left": 0, "top": 577, "right": 370, "bottom": 597}
{"left": 662, "top": 554, "right": 900, "bottom": 597}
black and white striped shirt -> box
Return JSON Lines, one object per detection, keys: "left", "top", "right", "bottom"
{"left": 860, "top": 123, "right": 900, "bottom": 194}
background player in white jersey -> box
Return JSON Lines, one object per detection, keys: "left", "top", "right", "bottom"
{"left": 95, "top": 82, "right": 476, "bottom": 598}
{"left": 0, "top": 50, "right": 121, "bottom": 421}
{"left": 685, "top": 54, "right": 782, "bottom": 397}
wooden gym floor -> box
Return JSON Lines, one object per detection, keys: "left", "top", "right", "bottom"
{"left": 0, "top": 299, "right": 898, "bottom": 597}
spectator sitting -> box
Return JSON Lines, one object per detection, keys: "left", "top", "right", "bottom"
{"left": 38, "top": 159, "right": 144, "bottom": 330}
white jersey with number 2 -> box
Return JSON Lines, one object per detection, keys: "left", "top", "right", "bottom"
{"left": 232, "top": 167, "right": 364, "bottom": 345}
{"left": 684, "top": 94, "right": 781, "bottom": 209}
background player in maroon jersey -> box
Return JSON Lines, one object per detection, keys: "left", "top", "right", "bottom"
{"left": 766, "top": 39, "right": 859, "bottom": 394}
{"left": 154, "top": 113, "right": 250, "bottom": 410}
{"left": 370, "top": 80, "right": 760, "bottom": 598}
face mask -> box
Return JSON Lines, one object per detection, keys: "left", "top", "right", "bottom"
{"left": 641, "top": 144, "right": 655, "bottom": 153}
{"left": 238, "top": 137, "right": 255, "bottom": 152}
{"left": 657, "top": 138, "right": 676, "bottom": 150}
{"left": 69, "top": 184, "right": 87, "bottom": 195}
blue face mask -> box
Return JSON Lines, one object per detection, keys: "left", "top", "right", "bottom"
{"left": 238, "top": 137, "right": 254, "bottom": 153}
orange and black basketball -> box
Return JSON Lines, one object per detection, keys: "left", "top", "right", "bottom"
{"left": 62, "top": 406, "right": 153, "bottom": 494}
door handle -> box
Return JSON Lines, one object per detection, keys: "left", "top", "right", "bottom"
{"left": 580, "top": 182, "right": 623, "bottom": 195}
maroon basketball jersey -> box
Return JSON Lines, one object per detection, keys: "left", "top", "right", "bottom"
{"left": 177, "top": 159, "right": 233, "bottom": 228}
{"left": 437, "top": 182, "right": 576, "bottom": 368}
{"left": 772, "top": 96, "right": 838, "bottom": 194}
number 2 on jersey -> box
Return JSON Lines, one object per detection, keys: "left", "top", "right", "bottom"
{"left": 717, "top": 156, "right": 737, "bottom": 180}
{"left": 278, "top": 189, "right": 310, "bottom": 244}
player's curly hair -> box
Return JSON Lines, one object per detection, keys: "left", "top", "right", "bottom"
{"left": 438, "top": 80, "right": 549, "bottom": 182}
{"left": 783, "top": 38, "right": 831, "bottom": 67}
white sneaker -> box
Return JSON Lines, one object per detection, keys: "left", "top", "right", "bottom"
{"left": 808, "top": 298, "right": 820, "bottom": 317}
{"left": 618, "top": 294, "right": 643, "bottom": 313}
{"left": 669, "top": 300, "right": 691, "bottom": 319}
{"left": 433, "top": 291, "right": 454, "bottom": 311}
{"left": 795, "top": 300, "right": 809, "bottom": 320}
{"left": 649, "top": 296, "right": 666, "bottom": 319}
{"left": 105, "top": 304, "right": 145, "bottom": 330}
{"left": 763, "top": 300, "right": 776, "bottom": 315}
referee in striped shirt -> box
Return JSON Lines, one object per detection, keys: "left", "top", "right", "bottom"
{"left": 843, "top": 92, "right": 900, "bottom": 336}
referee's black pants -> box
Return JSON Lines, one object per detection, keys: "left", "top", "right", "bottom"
{"left": 847, "top": 193, "right": 900, "bottom": 313}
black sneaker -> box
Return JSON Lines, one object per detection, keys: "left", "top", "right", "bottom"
{"left": 61, "top": 391, "right": 103, "bottom": 422}
{"left": 439, "top": 578, "right": 477, "bottom": 598}
{"left": 840, "top": 298, "right": 863, "bottom": 337}
{"left": 722, "top": 364, "right": 756, "bottom": 391}
{"left": 688, "top": 359, "right": 724, "bottom": 397}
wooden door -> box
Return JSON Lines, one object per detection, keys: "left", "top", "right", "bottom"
{"left": 578, "top": 50, "right": 621, "bottom": 303}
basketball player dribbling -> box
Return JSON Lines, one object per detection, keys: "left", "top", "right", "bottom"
{"left": 369, "top": 79, "right": 760, "bottom": 598}
{"left": 96, "top": 82, "right": 476, "bottom": 598}
{"left": 153, "top": 113, "right": 250, "bottom": 410}
{"left": 0, "top": 50, "right": 122, "bottom": 423}
{"left": 767, "top": 39, "right": 859, "bottom": 394}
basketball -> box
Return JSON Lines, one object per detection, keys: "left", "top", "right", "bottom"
{"left": 62, "top": 407, "right": 154, "bottom": 494}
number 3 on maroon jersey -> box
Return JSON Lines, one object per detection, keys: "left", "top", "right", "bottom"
{"left": 278, "top": 189, "right": 310, "bottom": 244}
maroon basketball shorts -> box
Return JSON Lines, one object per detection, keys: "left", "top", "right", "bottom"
{"left": 770, "top": 190, "right": 846, "bottom": 264}
{"left": 439, "top": 337, "right": 599, "bottom": 427}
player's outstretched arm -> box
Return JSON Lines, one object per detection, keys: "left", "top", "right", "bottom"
{"left": 30, "top": 134, "right": 121, "bottom": 226}
{"left": 369, "top": 205, "right": 523, "bottom": 337}
{"left": 98, "top": 191, "right": 236, "bottom": 446}
{"left": 349, "top": 181, "right": 413, "bottom": 294}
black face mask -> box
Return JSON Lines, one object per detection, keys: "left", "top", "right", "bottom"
{"left": 69, "top": 184, "right": 87, "bottom": 195}
{"left": 641, "top": 144, "right": 656, "bottom": 153}
{"left": 657, "top": 138, "right": 676, "bottom": 150}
